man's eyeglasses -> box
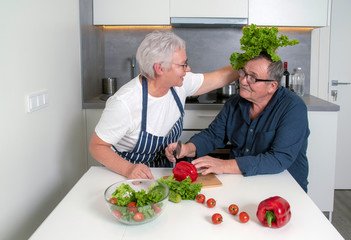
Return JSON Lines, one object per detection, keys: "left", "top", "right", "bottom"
{"left": 238, "top": 68, "right": 276, "bottom": 84}
{"left": 173, "top": 60, "right": 189, "bottom": 71}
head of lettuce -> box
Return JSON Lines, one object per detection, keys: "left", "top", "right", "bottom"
{"left": 230, "top": 24, "right": 299, "bottom": 70}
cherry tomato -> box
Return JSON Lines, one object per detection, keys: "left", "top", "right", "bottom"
{"left": 127, "top": 202, "right": 137, "bottom": 207}
{"left": 127, "top": 202, "right": 137, "bottom": 214}
{"left": 228, "top": 204, "right": 239, "bottom": 215}
{"left": 212, "top": 213, "right": 223, "bottom": 224}
{"left": 206, "top": 198, "right": 216, "bottom": 208}
{"left": 133, "top": 212, "right": 145, "bottom": 222}
{"left": 109, "top": 197, "right": 118, "bottom": 205}
{"left": 239, "top": 212, "right": 250, "bottom": 223}
{"left": 153, "top": 204, "right": 162, "bottom": 214}
{"left": 112, "top": 209, "right": 121, "bottom": 219}
{"left": 196, "top": 194, "right": 206, "bottom": 203}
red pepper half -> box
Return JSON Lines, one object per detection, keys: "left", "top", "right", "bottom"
{"left": 172, "top": 161, "right": 198, "bottom": 182}
{"left": 256, "top": 196, "right": 291, "bottom": 228}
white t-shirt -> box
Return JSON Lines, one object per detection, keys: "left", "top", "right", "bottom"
{"left": 95, "top": 72, "right": 204, "bottom": 152}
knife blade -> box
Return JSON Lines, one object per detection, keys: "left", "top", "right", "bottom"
{"left": 173, "top": 140, "right": 182, "bottom": 159}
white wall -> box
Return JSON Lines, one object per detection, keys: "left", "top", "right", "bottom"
{"left": 0, "top": 1, "right": 87, "bottom": 239}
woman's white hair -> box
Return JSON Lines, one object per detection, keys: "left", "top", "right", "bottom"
{"left": 136, "top": 31, "right": 186, "bottom": 79}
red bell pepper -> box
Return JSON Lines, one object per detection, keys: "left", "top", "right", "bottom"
{"left": 256, "top": 196, "right": 291, "bottom": 228}
{"left": 172, "top": 161, "right": 198, "bottom": 182}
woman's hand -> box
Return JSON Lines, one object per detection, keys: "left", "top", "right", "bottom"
{"left": 90, "top": 133, "right": 154, "bottom": 179}
{"left": 125, "top": 163, "right": 154, "bottom": 179}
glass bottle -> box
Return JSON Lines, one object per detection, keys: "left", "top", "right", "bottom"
{"left": 281, "top": 62, "right": 290, "bottom": 88}
{"left": 293, "top": 67, "right": 305, "bottom": 96}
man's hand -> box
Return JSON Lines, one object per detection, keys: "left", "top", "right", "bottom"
{"left": 165, "top": 142, "right": 197, "bottom": 162}
{"left": 165, "top": 142, "right": 178, "bottom": 162}
{"left": 192, "top": 156, "right": 241, "bottom": 175}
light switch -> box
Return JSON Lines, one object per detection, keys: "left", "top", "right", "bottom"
{"left": 27, "top": 90, "right": 49, "bottom": 113}
{"left": 38, "top": 94, "right": 45, "bottom": 106}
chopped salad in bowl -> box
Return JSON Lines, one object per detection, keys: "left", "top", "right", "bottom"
{"left": 104, "top": 179, "right": 169, "bottom": 225}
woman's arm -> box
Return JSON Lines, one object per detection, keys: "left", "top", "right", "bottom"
{"left": 89, "top": 132, "right": 154, "bottom": 179}
{"left": 194, "top": 65, "right": 238, "bottom": 96}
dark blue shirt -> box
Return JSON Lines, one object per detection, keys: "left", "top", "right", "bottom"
{"left": 189, "top": 87, "right": 310, "bottom": 192}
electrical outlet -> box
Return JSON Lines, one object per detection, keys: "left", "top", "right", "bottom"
{"left": 27, "top": 91, "right": 49, "bottom": 113}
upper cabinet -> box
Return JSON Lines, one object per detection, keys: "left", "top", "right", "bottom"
{"left": 93, "top": 0, "right": 170, "bottom": 25}
{"left": 170, "top": 0, "right": 248, "bottom": 18}
{"left": 249, "top": 0, "right": 329, "bottom": 27}
{"left": 93, "top": 0, "right": 328, "bottom": 27}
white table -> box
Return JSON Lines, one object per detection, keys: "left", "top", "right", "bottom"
{"left": 30, "top": 167, "right": 343, "bottom": 240}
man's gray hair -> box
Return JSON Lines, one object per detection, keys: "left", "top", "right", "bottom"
{"left": 136, "top": 31, "right": 186, "bottom": 79}
{"left": 252, "top": 52, "right": 284, "bottom": 86}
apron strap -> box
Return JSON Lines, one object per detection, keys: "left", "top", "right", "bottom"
{"left": 141, "top": 76, "right": 148, "bottom": 132}
{"left": 170, "top": 87, "right": 184, "bottom": 117}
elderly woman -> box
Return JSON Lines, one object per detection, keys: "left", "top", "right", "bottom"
{"left": 89, "top": 31, "right": 237, "bottom": 179}
{"left": 166, "top": 52, "right": 310, "bottom": 192}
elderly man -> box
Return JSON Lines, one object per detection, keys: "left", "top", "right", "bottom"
{"left": 166, "top": 52, "right": 310, "bottom": 192}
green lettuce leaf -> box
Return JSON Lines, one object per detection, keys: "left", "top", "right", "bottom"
{"left": 230, "top": 24, "right": 299, "bottom": 70}
{"left": 157, "top": 174, "right": 202, "bottom": 200}
{"left": 111, "top": 181, "right": 167, "bottom": 207}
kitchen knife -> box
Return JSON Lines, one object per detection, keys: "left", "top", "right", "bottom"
{"left": 173, "top": 140, "right": 182, "bottom": 159}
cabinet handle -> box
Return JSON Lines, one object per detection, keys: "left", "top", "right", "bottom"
{"left": 332, "top": 80, "right": 351, "bottom": 86}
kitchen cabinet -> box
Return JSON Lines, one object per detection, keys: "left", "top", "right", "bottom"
{"left": 170, "top": 0, "right": 248, "bottom": 18}
{"left": 179, "top": 109, "right": 218, "bottom": 143}
{"left": 307, "top": 111, "right": 337, "bottom": 216}
{"left": 93, "top": 0, "right": 248, "bottom": 26}
{"left": 93, "top": 0, "right": 170, "bottom": 25}
{"left": 93, "top": 0, "right": 328, "bottom": 27}
{"left": 249, "top": 0, "right": 329, "bottom": 27}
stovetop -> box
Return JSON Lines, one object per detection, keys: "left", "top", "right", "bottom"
{"left": 185, "top": 91, "right": 231, "bottom": 104}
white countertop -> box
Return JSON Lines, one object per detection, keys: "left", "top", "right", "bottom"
{"left": 29, "top": 167, "right": 343, "bottom": 240}
{"left": 84, "top": 94, "right": 340, "bottom": 112}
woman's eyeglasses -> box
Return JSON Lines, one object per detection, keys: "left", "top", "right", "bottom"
{"left": 172, "top": 59, "right": 189, "bottom": 71}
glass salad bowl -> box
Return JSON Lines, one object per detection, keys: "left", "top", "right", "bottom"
{"left": 104, "top": 179, "right": 169, "bottom": 225}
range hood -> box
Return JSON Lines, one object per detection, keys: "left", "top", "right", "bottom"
{"left": 170, "top": 17, "right": 247, "bottom": 28}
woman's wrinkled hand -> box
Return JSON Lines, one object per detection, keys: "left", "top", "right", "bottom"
{"left": 125, "top": 163, "right": 154, "bottom": 179}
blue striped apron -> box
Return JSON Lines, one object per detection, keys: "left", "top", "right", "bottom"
{"left": 113, "top": 76, "right": 184, "bottom": 167}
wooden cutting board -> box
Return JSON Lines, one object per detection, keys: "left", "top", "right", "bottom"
{"left": 193, "top": 173, "right": 223, "bottom": 188}
{"left": 163, "top": 173, "right": 222, "bottom": 189}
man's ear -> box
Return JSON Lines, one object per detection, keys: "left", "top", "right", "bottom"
{"left": 268, "top": 81, "right": 279, "bottom": 93}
